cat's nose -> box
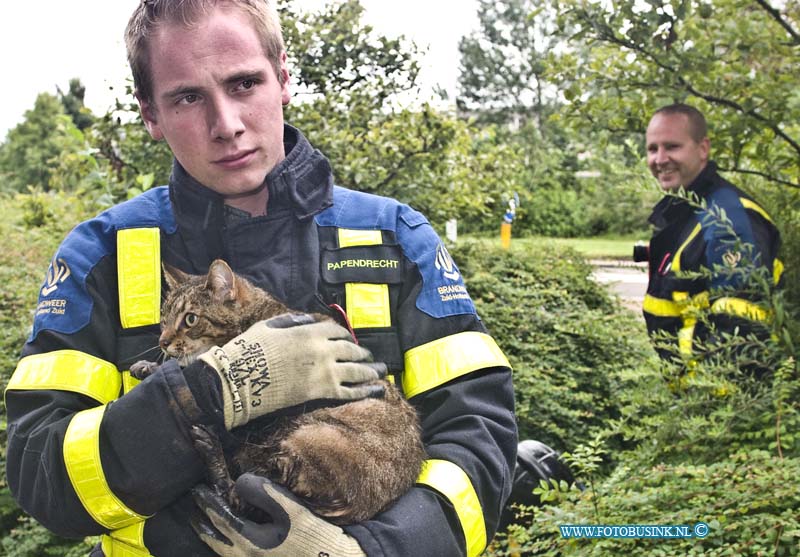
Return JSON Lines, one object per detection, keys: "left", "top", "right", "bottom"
{"left": 159, "top": 336, "right": 170, "bottom": 351}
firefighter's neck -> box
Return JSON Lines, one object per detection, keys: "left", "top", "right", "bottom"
{"left": 223, "top": 182, "right": 269, "bottom": 217}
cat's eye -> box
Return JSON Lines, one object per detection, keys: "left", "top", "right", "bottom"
{"left": 184, "top": 313, "right": 199, "bottom": 327}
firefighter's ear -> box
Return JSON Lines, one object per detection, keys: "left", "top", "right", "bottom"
{"left": 205, "top": 259, "right": 237, "bottom": 303}
{"left": 162, "top": 263, "right": 191, "bottom": 292}
{"left": 138, "top": 95, "right": 164, "bottom": 141}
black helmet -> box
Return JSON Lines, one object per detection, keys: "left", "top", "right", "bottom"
{"left": 498, "top": 440, "right": 577, "bottom": 530}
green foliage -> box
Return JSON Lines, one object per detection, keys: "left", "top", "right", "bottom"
{"left": 485, "top": 206, "right": 800, "bottom": 557}
{"left": 452, "top": 240, "right": 654, "bottom": 452}
{"left": 550, "top": 0, "right": 800, "bottom": 190}
{"left": 291, "top": 98, "right": 522, "bottom": 228}
{"left": 0, "top": 78, "right": 169, "bottom": 210}
{"left": 18, "top": 188, "right": 55, "bottom": 228}
{"left": 1, "top": 516, "right": 96, "bottom": 557}
{"left": 281, "top": 0, "right": 420, "bottom": 100}
{"left": 0, "top": 93, "right": 86, "bottom": 194}
{"left": 456, "top": 1, "right": 657, "bottom": 238}
{"left": 57, "top": 78, "right": 95, "bottom": 131}
{"left": 457, "top": 0, "right": 561, "bottom": 126}
{"left": 274, "top": 1, "right": 522, "bottom": 231}
{"left": 498, "top": 451, "right": 800, "bottom": 556}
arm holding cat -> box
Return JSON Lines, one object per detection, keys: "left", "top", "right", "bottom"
{"left": 5, "top": 220, "right": 383, "bottom": 541}
{"left": 194, "top": 202, "right": 518, "bottom": 557}
{"left": 4, "top": 241, "right": 208, "bottom": 537}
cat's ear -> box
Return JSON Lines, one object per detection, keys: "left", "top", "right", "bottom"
{"left": 162, "top": 263, "right": 191, "bottom": 292}
{"left": 206, "top": 259, "right": 237, "bottom": 303}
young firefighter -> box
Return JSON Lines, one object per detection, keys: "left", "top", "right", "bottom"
{"left": 5, "top": 1, "right": 517, "bottom": 555}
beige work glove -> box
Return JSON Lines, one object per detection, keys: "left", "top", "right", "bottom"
{"left": 199, "top": 314, "right": 386, "bottom": 430}
{"left": 193, "top": 474, "right": 366, "bottom": 557}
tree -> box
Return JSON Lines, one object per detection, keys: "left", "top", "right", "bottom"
{"left": 456, "top": 0, "right": 656, "bottom": 237}
{"left": 547, "top": 0, "right": 800, "bottom": 303}
{"left": 457, "top": 0, "right": 564, "bottom": 128}
{"left": 57, "top": 78, "right": 95, "bottom": 131}
{"left": 281, "top": 0, "right": 520, "bottom": 230}
{"left": 0, "top": 93, "right": 85, "bottom": 193}
{"left": 281, "top": 0, "right": 420, "bottom": 104}
{"left": 549, "top": 0, "right": 800, "bottom": 190}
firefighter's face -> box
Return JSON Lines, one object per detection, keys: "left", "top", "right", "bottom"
{"left": 645, "top": 113, "right": 709, "bottom": 191}
{"left": 138, "top": 5, "right": 290, "bottom": 204}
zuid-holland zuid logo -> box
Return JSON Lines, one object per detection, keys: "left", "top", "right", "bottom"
{"left": 42, "top": 256, "right": 71, "bottom": 296}
{"left": 435, "top": 243, "right": 459, "bottom": 281}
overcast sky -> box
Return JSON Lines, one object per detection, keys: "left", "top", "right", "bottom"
{"left": 0, "top": 1, "right": 478, "bottom": 139}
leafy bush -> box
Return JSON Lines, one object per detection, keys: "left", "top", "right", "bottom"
{"left": 497, "top": 450, "right": 800, "bottom": 557}
{"left": 1, "top": 516, "right": 96, "bottom": 557}
{"left": 481, "top": 216, "right": 800, "bottom": 557}
{"left": 452, "top": 240, "right": 655, "bottom": 453}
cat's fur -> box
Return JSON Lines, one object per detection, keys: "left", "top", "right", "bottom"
{"left": 131, "top": 259, "right": 426, "bottom": 525}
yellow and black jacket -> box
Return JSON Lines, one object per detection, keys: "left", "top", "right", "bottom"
{"left": 642, "top": 161, "right": 782, "bottom": 363}
{"left": 5, "top": 125, "right": 517, "bottom": 557}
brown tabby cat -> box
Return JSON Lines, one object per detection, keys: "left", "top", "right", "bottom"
{"left": 130, "top": 259, "right": 426, "bottom": 525}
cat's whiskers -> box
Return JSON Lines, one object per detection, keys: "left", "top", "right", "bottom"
{"left": 127, "top": 344, "right": 163, "bottom": 364}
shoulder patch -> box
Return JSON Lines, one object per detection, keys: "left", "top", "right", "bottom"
{"left": 414, "top": 240, "right": 475, "bottom": 318}
{"left": 398, "top": 213, "right": 476, "bottom": 318}
{"left": 30, "top": 226, "right": 112, "bottom": 342}
{"left": 29, "top": 187, "right": 175, "bottom": 341}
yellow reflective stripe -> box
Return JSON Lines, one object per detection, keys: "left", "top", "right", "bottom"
{"left": 740, "top": 199, "right": 784, "bottom": 285}
{"left": 672, "top": 291, "right": 688, "bottom": 303}
{"left": 740, "top": 198, "right": 774, "bottom": 224}
{"left": 117, "top": 228, "right": 161, "bottom": 329}
{"left": 63, "top": 406, "right": 149, "bottom": 529}
{"left": 677, "top": 291, "right": 709, "bottom": 357}
{"left": 682, "top": 290, "right": 709, "bottom": 309}
{"left": 6, "top": 351, "right": 121, "bottom": 405}
{"left": 337, "top": 228, "right": 391, "bottom": 328}
{"left": 345, "top": 283, "right": 392, "bottom": 328}
{"left": 678, "top": 316, "right": 696, "bottom": 357}
{"left": 710, "top": 297, "right": 771, "bottom": 322}
{"left": 416, "top": 459, "right": 486, "bottom": 557}
{"left": 774, "top": 258, "right": 784, "bottom": 285}
{"left": 403, "top": 332, "right": 510, "bottom": 399}
{"left": 673, "top": 223, "right": 702, "bottom": 273}
{"left": 642, "top": 294, "right": 681, "bottom": 317}
{"left": 121, "top": 371, "right": 142, "bottom": 394}
{"left": 643, "top": 293, "right": 709, "bottom": 358}
{"left": 338, "top": 229, "right": 383, "bottom": 247}
{"left": 101, "top": 521, "right": 152, "bottom": 557}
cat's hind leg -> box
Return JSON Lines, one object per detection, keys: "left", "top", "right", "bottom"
{"left": 190, "top": 425, "right": 242, "bottom": 513}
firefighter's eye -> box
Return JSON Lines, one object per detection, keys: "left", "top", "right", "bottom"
{"left": 184, "top": 313, "right": 199, "bottom": 327}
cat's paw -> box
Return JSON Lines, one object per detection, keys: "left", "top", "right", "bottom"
{"left": 129, "top": 360, "right": 159, "bottom": 380}
{"left": 190, "top": 424, "right": 220, "bottom": 454}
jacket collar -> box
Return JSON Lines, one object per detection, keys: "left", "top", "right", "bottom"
{"left": 685, "top": 160, "right": 717, "bottom": 197}
{"left": 168, "top": 124, "right": 334, "bottom": 228}
{"left": 647, "top": 160, "right": 718, "bottom": 229}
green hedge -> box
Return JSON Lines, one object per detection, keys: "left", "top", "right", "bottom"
{"left": 451, "top": 240, "right": 654, "bottom": 453}
{"left": 476, "top": 235, "right": 800, "bottom": 557}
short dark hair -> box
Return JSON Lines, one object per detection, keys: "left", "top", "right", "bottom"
{"left": 125, "top": 0, "right": 285, "bottom": 104}
{"left": 653, "top": 103, "right": 708, "bottom": 142}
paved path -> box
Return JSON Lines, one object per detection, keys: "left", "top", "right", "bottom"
{"left": 589, "top": 260, "right": 648, "bottom": 313}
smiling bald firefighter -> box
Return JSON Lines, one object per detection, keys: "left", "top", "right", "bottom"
{"left": 638, "top": 103, "right": 783, "bottom": 373}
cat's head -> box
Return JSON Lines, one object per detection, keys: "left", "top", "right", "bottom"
{"left": 158, "top": 259, "right": 261, "bottom": 364}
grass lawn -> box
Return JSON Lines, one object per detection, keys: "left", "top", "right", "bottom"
{"left": 461, "top": 234, "right": 641, "bottom": 260}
